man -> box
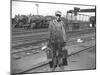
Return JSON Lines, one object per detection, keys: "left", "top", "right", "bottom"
{"left": 48, "top": 11, "right": 68, "bottom": 71}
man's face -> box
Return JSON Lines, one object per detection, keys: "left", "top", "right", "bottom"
{"left": 55, "top": 14, "right": 61, "bottom": 21}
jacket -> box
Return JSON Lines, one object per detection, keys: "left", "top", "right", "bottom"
{"left": 48, "top": 19, "right": 66, "bottom": 43}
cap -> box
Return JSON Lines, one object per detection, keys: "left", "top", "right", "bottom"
{"left": 55, "top": 11, "right": 62, "bottom": 16}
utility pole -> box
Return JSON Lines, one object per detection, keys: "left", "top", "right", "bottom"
{"left": 35, "top": 4, "right": 39, "bottom": 15}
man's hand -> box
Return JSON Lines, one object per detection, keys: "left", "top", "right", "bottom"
{"left": 62, "top": 42, "right": 66, "bottom": 50}
{"left": 63, "top": 42, "right": 66, "bottom": 46}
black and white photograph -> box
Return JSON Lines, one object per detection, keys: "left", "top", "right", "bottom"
{"left": 11, "top": 0, "right": 96, "bottom": 74}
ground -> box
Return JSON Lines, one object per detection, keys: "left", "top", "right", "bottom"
{"left": 11, "top": 28, "right": 96, "bottom": 74}
{"left": 24, "top": 46, "right": 95, "bottom": 73}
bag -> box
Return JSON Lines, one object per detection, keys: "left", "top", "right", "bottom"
{"left": 62, "top": 58, "right": 68, "bottom": 66}
{"left": 46, "top": 48, "right": 53, "bottom": 59}
{"left": 62, "top": 49, "right": 68, "bottom": 66}
{"left": 62, "top": 49, "right": 68, "bottom": 58}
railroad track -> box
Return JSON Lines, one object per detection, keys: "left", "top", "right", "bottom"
{"left": 12, "top": 29, "right": 95, "bottom": 49}
{"left": 11, "top": 34, "right": 95, "bottom": 54}
{"left": 12, "top": 28, "right": 48, "bottom": 35}
{"left": 12, "top": 28, "right": 95, "bottom": 38}
{"left": 17, "top": 45, "right": 95, "bottom": 74}
{"left": 11, "top": 34, "right": 95, "bottom": 61}
{"left": 12, "top": 28, "right": 95, "bottom": 35}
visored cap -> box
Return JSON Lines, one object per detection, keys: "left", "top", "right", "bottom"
{"left": 55, "top": 11, "right": 62, "bottom": 16}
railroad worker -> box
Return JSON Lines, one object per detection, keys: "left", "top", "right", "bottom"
{"left": 48, "top": 11, "right": 68, "bottom": 71}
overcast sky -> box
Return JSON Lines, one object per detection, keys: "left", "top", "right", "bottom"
{"left": 12, "top": 0, "right": 95, "bottom": 18}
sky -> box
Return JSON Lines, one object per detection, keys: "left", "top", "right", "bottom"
{"left": 12, "top": 0, "right": 95, "bottom": 18}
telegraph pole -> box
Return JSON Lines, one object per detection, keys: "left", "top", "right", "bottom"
{"left": 35, "top": 4, "right": 39, "bottom": 15}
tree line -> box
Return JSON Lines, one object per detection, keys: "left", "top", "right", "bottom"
{"left": 12, "top": 14, "right": 56, "bottom": 29}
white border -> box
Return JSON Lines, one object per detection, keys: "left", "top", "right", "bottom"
{"left": 0, "top": 0, "right": 99, "bottom": 75}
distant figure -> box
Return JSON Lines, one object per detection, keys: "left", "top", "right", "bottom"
{"left": 48, "top": 11, "right": 68, "bottom": 71}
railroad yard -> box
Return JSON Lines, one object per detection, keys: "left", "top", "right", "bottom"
{"left": 11, "top": 28, "right": 96, "bottom": 74}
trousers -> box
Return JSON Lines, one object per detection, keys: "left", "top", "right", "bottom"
{"left": 48, "top": 40, "right": 68, "bottom": 68}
